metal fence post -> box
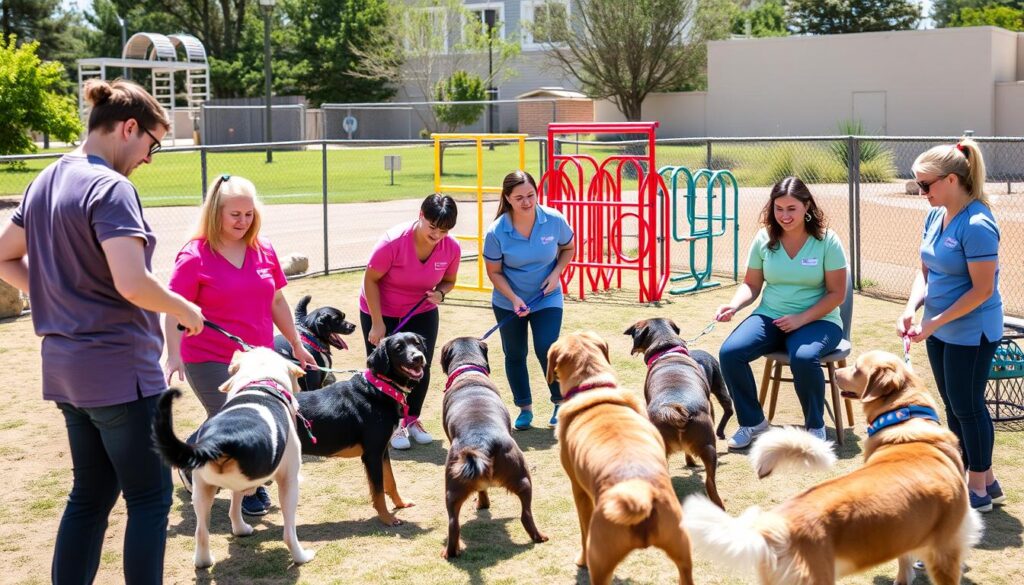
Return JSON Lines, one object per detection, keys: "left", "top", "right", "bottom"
{"left": 200, "top": 148, "right": 208, "bottom": 202}
{"left": 705, "top": 140, "right": 712, "bottom": 170}
{"left": 852, "top": 137, "right": 862, "bottom": 291}
{"left": 539, "top": 139, "right": 546, "bottom": 176}
{"left": 322, "top": 141, "right": 329, "bottom": 276}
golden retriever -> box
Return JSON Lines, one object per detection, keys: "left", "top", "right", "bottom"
{"left": 546, "top": 331, "right": 694, "bottom": 585}
{"left": 683, "top": 350, "right": 981, "bottom": 585}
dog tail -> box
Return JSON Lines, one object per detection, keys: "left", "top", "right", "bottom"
{"left": 294, "top": 294, "right": 312, "bottom": 322}
{"left": 749, "top": 426, "right": 836, "bottom": 480}
{"left": 682, "top": 495, "right": 783, "bottom": 579}
{"left": 599, "top": 479, "right": 655, "bottom": 525}
{"left": 152, "top": 388, "right": 223, "bottom": 471}
{"left": 961, "top": 507, "right": 984, "bottom": 550}
{"left": 450, "top": 446, "right": 491, "bottom": 482}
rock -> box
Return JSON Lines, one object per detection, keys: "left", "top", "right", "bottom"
{"left": 905, "top": 180, "right": 920, "bottom": 195}
{"left": 281, "top": 253, "right": 309, "bottom": 276}
{"left": 0, "top": 280, "right": 23, "bottom": 318}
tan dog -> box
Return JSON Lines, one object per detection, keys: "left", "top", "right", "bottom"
{"left": 547, "top": 331, "right": 694, "bottom": 585}
{"left": 154, "top": 347, "right": 314, "bottom": 568}
{"left": 683, "top": 350, "right": 981, "bottom": 585}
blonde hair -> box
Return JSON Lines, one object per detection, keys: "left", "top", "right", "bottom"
{"left": 912, "top": 138, "right": 988, "bottom": 207}
{"left": 194, "top": 175, "right": 263, "bottom": 249}
{"left": 83, "top": 79, "right": 170, "bottom": 133}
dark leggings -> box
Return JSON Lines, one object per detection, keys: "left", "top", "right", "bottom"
{"left": 492, "top": 306, "right": 563, "bottom": 407}
{"left": 53, "top": 394, "right": 172, "bottom": 585}
{"left": 925, "top": 334, "right": 1000, "bottom": 472}
{"left": 360, "top": 308, "right": 439, "bottom": 421}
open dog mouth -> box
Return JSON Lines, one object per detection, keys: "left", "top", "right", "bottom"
{"left": 400, "top": 364, "right": 425, "bottom": 381}
{"left": 328, "top": 333, "right": 349, "bottom": 351}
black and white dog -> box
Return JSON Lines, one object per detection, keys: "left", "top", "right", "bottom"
{"left": 274, "top": 295, "right": 357, "bottom": 391}
{"left": 153, "top": 347, "right": 315, "bottom": 569}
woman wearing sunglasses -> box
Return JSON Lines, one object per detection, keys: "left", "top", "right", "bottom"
{"left": 163, "top": 174, "right": 316, "bottom": 516}
{"left": 898, "top": 139, "right": 1004, "bottom": 513}
{"left": 0, "top": 79, "right": 205, "bottom": 584}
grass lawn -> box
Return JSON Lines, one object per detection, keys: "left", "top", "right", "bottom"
{"left": 1, "top": 267, "right": 1021, "bottom": 584}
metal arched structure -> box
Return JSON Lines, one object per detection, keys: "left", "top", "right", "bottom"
{"left": 76, "top": 32, "right": 211, "bottom": 145}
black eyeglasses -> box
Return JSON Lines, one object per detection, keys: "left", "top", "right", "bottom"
{"left": 916, "top": 174, "right": 948, "bottom": 195}
{"left": 140, "top": 125, "right": 162, "bottom": 157}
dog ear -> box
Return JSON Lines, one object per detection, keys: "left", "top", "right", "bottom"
{"left": 668, "top": 319, "right": 681, "bottom": 335}
{"left": 545, "top": 344, "right": 561, "bottom": 385}
{"left": 598, "top": 337, "right": 611, "bottom": 363}
{"left": 367, "top": 337, "right": 391, "bottom": 375}
{"left": 624, "top": 321, "right": 649, "bottom": 356}
{"left": 294, "top": 295, "right": 312, "bottom": 323}
{"left": 480, "top": 340, "right": 489, "bottom": 368}
{"left": 862, "top": 362, "right": 905, "bottom": 403}
{"left": 439, "top": 339, "right": 454, "bottom": 374}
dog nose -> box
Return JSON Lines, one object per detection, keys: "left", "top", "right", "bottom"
{"left": 411, "top": 352, "right": 426, "bottom": 366}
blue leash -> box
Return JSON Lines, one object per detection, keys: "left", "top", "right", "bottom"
{"left": 480, "top": 292, "right": 547, "bottom": 340}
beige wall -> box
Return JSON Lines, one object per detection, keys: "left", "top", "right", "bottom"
{"left": 995, "top": 82, "right": 1024, "bottom": 136}
{"left": 595, "top": 92, "right": 707, "bottom": 137}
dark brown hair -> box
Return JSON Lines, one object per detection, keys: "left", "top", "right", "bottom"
{"left": 760, "top": 176, "right": 827, "bottom": 251}
{"left": 495, "top": 170, "right": 538, "bottom": 219}
{"left": 83, "top": 79, "right": 170, "bottom": 134}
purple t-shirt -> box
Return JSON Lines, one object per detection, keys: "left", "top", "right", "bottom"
{"left": 11, "top": 154, "right": 166, "bottom": 407}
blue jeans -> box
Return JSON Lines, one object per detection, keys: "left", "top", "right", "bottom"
{"left": 719, "top": 314, "right": 843, "bottom": 429}
{"left": 926, "top": 334, "right": 1000, "bottom": 473}
{"left": 53, "top": 395, "right": 172, "bottom": 585}
{"left": 493, "top": 306, "right": 563, "bottom": 407}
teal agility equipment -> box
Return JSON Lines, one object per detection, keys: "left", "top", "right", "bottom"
{"left": 658, "top": 166, "right": 739, "bottom": 294}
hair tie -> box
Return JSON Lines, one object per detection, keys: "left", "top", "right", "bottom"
{"left": 956, "top": 143, "right": 969, "bottom": 158}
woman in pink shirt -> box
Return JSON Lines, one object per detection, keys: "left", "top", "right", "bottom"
{"left": 360, "top": 194, "right": 460, "bottom": 450}
{"left": 164, "top": 174, "right": 315, "bottom": 515}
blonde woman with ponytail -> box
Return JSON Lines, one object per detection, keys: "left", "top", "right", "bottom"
{"left": 898, "top": 138, "right": 1005, "bottom": 513}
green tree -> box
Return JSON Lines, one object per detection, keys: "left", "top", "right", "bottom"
{"left": 787, "top": 0, "right": 920, "bottom": 34}
{"left": 432, "top": 70, "right": 486, "bottom": 131}
{"left": 545, "top": 0, "right": 731, "bottom": 121}
{"left": 284, "top": 0, "right": 394, "bottom": 105}
{"left": 0, "top": 36, "right": 81, "bottom": 156}
{"left": 1, "top": 0, "right": 88, "bottom": 83}
{"left": 928, "top": 0, "right": 1024, "bottom": 27}
{"left": 731, "top": 0, "right": 788, "bottom": 37}
{"left": 950, "top": 4, "right": 1024, "bottom": 29}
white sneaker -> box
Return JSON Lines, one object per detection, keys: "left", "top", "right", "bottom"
{"left": 808, "top": 426, "right": 827, "bottom": 441}
{"left": 390, "top": 425, "right": 411, "bottom": 450}
{"left": 728, "top": 418, "right": 770, "bottom": 450}
{"left": 407, "top": 419, "right": 433, "bottom": 444}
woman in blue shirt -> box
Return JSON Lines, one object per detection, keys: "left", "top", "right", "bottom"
{"left": 899, "top": 138, "right": 1004, "bottom": 512}
{"left": 484, "top": 171, "right": 574, "bottom": 430}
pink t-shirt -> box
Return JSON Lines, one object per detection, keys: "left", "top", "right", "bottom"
{"left": 359, "top": 221, "right": 461, "bottom": 318}
{"left": 168, "top": 237, "right": 287, "bottom": 364}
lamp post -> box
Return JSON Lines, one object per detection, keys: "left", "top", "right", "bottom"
{"left": 117, "top": 15, "right": 129, "bottom": 80}
{"left": 484, "top": 10, "right": 497, "bottom": 150}
{"left": 259, "top": 0, "right": 275, "bottom": 163}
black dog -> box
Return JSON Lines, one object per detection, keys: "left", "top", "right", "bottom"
{"left": 625, "top": 318, "right": 735, "bottom": 508}
{"left": 439, "top": 337, "right": 548, "bottom": 559}
{"left": 274, "top": 295, "right": 356, "bottom": 391}
{"left": 295, "top": 331, "right": 427, "bottom": 526}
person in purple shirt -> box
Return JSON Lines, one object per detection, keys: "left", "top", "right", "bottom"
{"left": 0, "top": 80, "right": 204, "bottom": 584}
{"left": 899, "top": 138, "right": 1005, "bottom": 513}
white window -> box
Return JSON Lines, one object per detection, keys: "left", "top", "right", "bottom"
{"left": 522, "top": 0, "right": 570, "bottom": 50}
{"left": 462, "top": 3, "right": 505, "bottom": 43}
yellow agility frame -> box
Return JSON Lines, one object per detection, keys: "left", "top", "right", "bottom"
{"left": 432, "top": 133, "right": 527, "bottom": 293}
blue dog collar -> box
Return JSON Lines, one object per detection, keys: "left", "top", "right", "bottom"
{"left": 866, "top": 405, "right": 940, "bottom": 437}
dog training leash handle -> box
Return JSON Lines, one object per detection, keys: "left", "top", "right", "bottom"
{"left": 480, "top": 291, "right": 547, "bottom": 341}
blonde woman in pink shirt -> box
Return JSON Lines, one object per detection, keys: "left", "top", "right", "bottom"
{"left": 360, "top": 194, "right": 460, "bottom": 450}
{"left": 163, "top": 174, "right": 316, "bottom": 516}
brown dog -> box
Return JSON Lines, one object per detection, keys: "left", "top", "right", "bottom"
{"left": 438, "top": 337, "right": 548, "bottom": 559}
{"left": 684, "top": 350, "right": 981, "bottom": 585}
{"left": 624, "top": 317, "right": 729, "bottom": 508}
{"left": 547, "top": 331, "right": 694, "bottom": 585}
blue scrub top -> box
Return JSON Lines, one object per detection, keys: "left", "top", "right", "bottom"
{"left": 921, "top": 199, "right": 1003, "bottom": 345}
{"left": 483, "top": 204, "right": 574, "bottom": 312}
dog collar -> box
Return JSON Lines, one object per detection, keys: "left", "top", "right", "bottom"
{"left": 645, "top": 346, "right": 689, "bottom": 367}
{"left": 444, "top": 365, "right": 490, "bottom": 392}
{"left": 297, "top": 326, "right": 329, "bottom": 355}
{"left": 562, "top": 381, "right": 618, "bottom": 402}
{"left": 363, "top": 369, "right": 410, "bottom": 417}
{"left": 244, "top": 378, "right": 317, "bottom": 445}
{"left": 866, "top": 405, "right": 940, "bottom": 437}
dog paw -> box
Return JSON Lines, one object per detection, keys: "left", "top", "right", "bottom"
{"left": 378, "top": 515, "right": 404, "bottom": 526}
{"left": 292, "top": 548, "right": 316, "bottom": 565}
{"left": 232, "top": 522, "right": 254, "bottom": 537}
{"left": 532, "top": 532, "right": 549, "bottom": 544}
{"left": 393, "top": 500, "right": 415, "bottom": 510}
{"left": 194, "top": 551, "right": 215, "bottom": 569}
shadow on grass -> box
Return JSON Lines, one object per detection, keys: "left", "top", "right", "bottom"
{"left": 388, "top": 439, "right": 448, "bottom": 466}
{"left": 976, "top": 505, "right": 1024, "bottom": 551}
{"left": 573, "top": 564, "right": 638, "bottom": 584}
{"left": 447, "top": 514, "right": 547, "bottom": 585}
{"left": 190, "top": 517, "right": 313, "bottom": 585}
{"left": 871, "top": 568, "right": 982, "bottom": 585}
{"left": 513, "top": 425, "right": 559, "bottom": 452}
{"left": 301, "top": 515, "right": 429, "bottom": 542}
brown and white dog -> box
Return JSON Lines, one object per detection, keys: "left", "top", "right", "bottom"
{"left": 153, "top": 347, "right": 314, "bottom": 568}
{"left": 547, "top": 331, "right": 695, "bottom": 585}
{"left": 438, "top": 336, "right": 548, "bottom": 559}
{"left": 624, "top": 317, "right": 731, "bottom": 508}
{"left": 683, "top": 350, "right": 982, "bottom": 585}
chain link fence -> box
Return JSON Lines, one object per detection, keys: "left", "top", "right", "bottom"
{"left": 1, "top": 136, "right": 1020, "bottom": 316}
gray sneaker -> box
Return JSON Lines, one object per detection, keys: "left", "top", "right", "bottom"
{"left": 728, "top": 419, "right": 770, "bottom": 450}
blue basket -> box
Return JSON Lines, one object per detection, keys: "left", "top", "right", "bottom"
{"left": 990, "top": 339, "right": 1024, "bottom": 380}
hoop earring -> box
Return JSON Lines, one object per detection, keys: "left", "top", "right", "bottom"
{"left": 804, "top": 212, "right": 812, "bottom": 223}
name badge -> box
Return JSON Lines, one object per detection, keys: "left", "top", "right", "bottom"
{"left": 434, "top": 261, "right": 448, "bottom": 271}
{"left": 800, "top": 258, "right": 819, "bottom": 266}
{"left": 943, "top": 236, "right": 959, "bottom": 249}
{"left": 540, "top": 236, "right": 555, "bottom": 245}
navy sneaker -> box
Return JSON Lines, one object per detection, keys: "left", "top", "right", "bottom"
{"left": 242, "top": 489, "right": 269, "bottom": 516}
{"left": 549, "top": 404, "right": 561, "bottom": 426}
{"left": 969, "top": 490, "right": 993, "bottom": 513}
{"left": 988, "top": 480, "right": 1006, "bottom": 505}
{"left": 255, "top": 486, "right": 272, "bottom": 509}
{"left": 514, "top": 410, "right": 534, "bottom": 430}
